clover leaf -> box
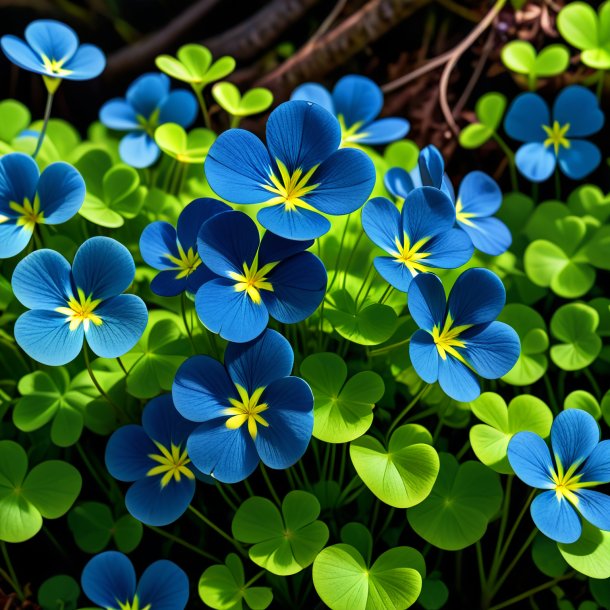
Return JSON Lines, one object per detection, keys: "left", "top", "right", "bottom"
{"left": 154, "top": 123, "right": 216, "bottom": 163}
{"left": 0, "top": 99, "right": 30, "bottom": 149}
{"left": 313, "top": 544, "right": 424, "bottom": 610}
{"left": 418, "top": 573, "right": 450, "bottom": 610}
{"left": 68, "top": 501, "right": 142, "bottom": 553}
{"left": 13, "top": 119, "right": 81, "bottom": 168}
{"left": 0, "top": 441, "right": 81, "bottom": 543}
{"left": 501, "top": 41, "right": 569, "bottom": 88}
{"left": 558, "top": 522, "right": 610, "bottom": 579}
{"left": 350, "top": 424, "right": 439, "bottom": 508}
{"left": 568, "top": 185, "right": 610, "bottom": 223}
{"left": 470, "top": 392, "right": 553, "bottom": 474}
{"left": 531, "top": 534, "right": 568, "bottom": 578}
{"left": 407, "top": 453, "right": 503, "bottom": 550}
{"left": 550, "top": 303, "right": 602, "bottom": 371}
{"left": 564, "top": 390, "right": 601, "bottom": 420}
{"left": 212, "top": 82, "right": 273, "bottom": 118}
{"left": 558, "top": 1, "right": 610, "bottom": 70}
{"left": 199, "top": 553, "right": 273, "bottom": 610}
{"left": 76, "top": 148, "right": 146, "bottom": 227}
{"left": 459, "top": 92, "right": 506, "bottom": 149}
{"left": 300, "top": 353, "right": 384, "bottom": 443}
{"left": 38, "top": 575, "right": 80, "bottom": 610}
{"left": 384, "top": 140, "right": 420, "bottom": 172}
{"left": 156, "top": 44, "right": 236, "bottom": 89}
{"left": 232, "top": 491, "right": 329, "bottom": 576}
{"left": 498, "top": 304, "right": 549, "bottom": 386}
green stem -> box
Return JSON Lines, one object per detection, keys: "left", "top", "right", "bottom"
{"left": 489, "top": 572, "right": 574, "bottom": 610}
{"left": 181, "top": 292, "right": 197, "bottom": 352}
{"left": 491, "top": 475, "right": 513, "bottom": 571}
{"left": 336, "top": 475, "right": 362, "bottom": 505}
{"left": 542, "top": 375, "right": 558, "bottom": 413}
{"left": 116, "top": 356, "right": 129, "bottom": 376}
{"left": 230, "top": 114, "right": 241, "bottom": 128}
{"left": 188, "top": 505, "right": 247, "bottom": 557}
{"left": 76, "top": 442, "right": 111, "bottom": 497}
{"left": 260, "top": 463, "right": 281, "bottom": 505}
{"left": 491, "top": 528, "right": 538, "bottom": 597}
{"left": 162, "top": 158, "right": 177, "bottom": 193}
{"left": 553, "top": 168, "right": 561, "bottom": 200}
{"left": 338, "top": 444, "right": 347, "bottom": 489}
{"left": 354, "top": 262, "right": 375, "bottom": 306}
{"left": 0, "top": 542, "right": 23, "bottom": 601}
{"left": 244, "top": 570, "right": 266, "bottom": 588}
{"left": 33, "top": 92, "right": 54, "bottom": 159}
{"left": 369, "top": 337, "right": 410, "bottom": 357}
{"left": 387, "top": 385, "right": 430, "bottom": 438}
{"left": 327, "top": 214, "right": 352, "bottom": 292}
{"left": 194, "top": 86, "right": 211, "bottom": 129}
{"left": 583, "top": 368, "right": 601, "bottom": 400}
{"left": 455, "top": 439, "right": 471, "bottom": 461}
{"left": 491, "top": 133, "right": 517, "bottom": 191}
{"left": 216, "top": 482, "right": 238, "bottom": 511}
{"left": 148, "top": 525, "right": 220, "bottom": 561}
{"left": 379, "top": 284, "right": 394, "bottom": 305}
{"left": 341, "top": 230, "right": 365, "bottom": 289}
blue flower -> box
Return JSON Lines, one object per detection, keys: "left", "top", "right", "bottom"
{"left": 1, "top": 19, "right": 105, "bottom": 92}
{"left": 508, "top": 409, "right": 610, "bottom": 544}
{"left": 105, "top": 394, "right": 197, "bottom": 526}
{"left": 11, "top": 236, "right": 148, "bottom": 366}
{"left": 408, "top": 268, "right": 520, "bottom": 402}
{"left": 0, "top": 152, "right": 85, "bottom": 258}
{"left": 100, "top": 73, "right": 198, "bottom": 169}
{"left": 82, "top": 551, "right": 189, "bottom": 610}
{"left": 204, "top": 100, "right": 376, "bottom": 240}
{"left": 195, "top": 210, "right": 327, "bottom": 343}
{"left": 504, "top": 85, "right": 604, "bottom": 182}
{"left": 139, "top": 197, "right": 231, "bottom": 297}
{"left": 385, "top": 146, "right": 511, "bottom": 256}
{"left": 173, "top": 329, "right": 314, "bottom": 483}
{"left": 291, "top": 74, "right": 410, "bottom": 146}
{"left": 361, "top": 189, "right": 473, "bottom": 293}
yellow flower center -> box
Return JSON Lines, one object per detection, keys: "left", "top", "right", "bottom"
{"left": 147, "top": 441, "right": 195, "bottom": 488}
{"left": 262, "top": 159, "right": 319, "bottom": 211}
{"left": 8, "top": 196, "right": 44, "bottom": 231}
{"left": 455, "top": 198, "right": 477, "bottom": 227}
{"left": 55, "top": 288, "right": 103, "bottom": 332}
{"left": 117, "top": 595, "right": 151, "bottom": 610}
{"left": 430, "top": 315, "right": 473, "bottom": 364}
{"left": 227, "top": 259, "right": 277, "bottom": 305}
{"left": 542, "top": 120, "right": 571, "bottom": 155}
{"left": 136, "top": 108, "right": 161, "bottom": 138}
{"left": 165, "top": 244, "right": 203, "bottom": 279}
{"left": 223, "top": 385, "right": 269, "bottom": 440}
{"left": 338, "top": 115, "right": 367, "bottom": 147}
{"left": 393, "top": 232, "right": 431, "bottom": 275}
{"left": 41, "top": 55, "right": 73, "bottom": 77}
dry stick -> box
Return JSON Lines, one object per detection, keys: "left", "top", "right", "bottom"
{"left": 305, "top": 0, "right": 349, "bottom": 46}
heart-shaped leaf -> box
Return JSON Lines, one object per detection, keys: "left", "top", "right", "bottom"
{"left": 407, "top": 453, "right": 503, "bottom": 551}
{"left": 564, "top": 390, "right": 601, "bottom": 420}
{"left": 469, "top": 392, "right": 553, "bottom": 474}
{"left": 38, "top": 575, "right": 80, "bottom": 610}
{"left": 212, "top": 82, "right": 274, "bottom": 117}
{"left": 0, "top": 99, "right": 31, "bottom": 144}
{"left": 199, "top": 553, "right": 273, "bottom": 610}
{"left": 232, "top": 491, "right": 329, "bottom": 576}
{"left": 531, "top": 533, "right": 569, "bottom": 578}
{"left": 550, "top": 303, "right": 602, "bottom": 371}
{"left": 558, "top": 521, "right": 610, "bottom": 578}
{"left": 300, "top": 353, "right": 384, "bottom": 443}
{"left": 568, "top": 184, "right": 610, "bottom": 223}
{"left": 155, "top": 123, "right": 216, "bottom": 163}
{"left": 501, "top": 41, "right": 569, "bottom": 82}
{"left": 313, "top": 544, "right": 424, "bottom": 610}
{"left": 459, "top": 92, "right": 506, "bottom": 149}
{"left": 350, "top": 424, "right": 439, "bottom": 508}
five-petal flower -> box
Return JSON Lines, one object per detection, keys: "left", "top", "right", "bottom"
{"left": 508, "top": 409, "right": 610, "bottom": 544}
{"left": 172, "top": 329, "right": 314, "bottom": 483}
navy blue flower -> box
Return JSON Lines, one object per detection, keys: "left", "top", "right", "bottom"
{"left": 0, "top": 152, "right": 85, "bottom": 258}
{"left": 139, "top": 197, "right": 231, "bottom": 297}
{"left": 291, "top": 74, "right": 410, "bottom": 146}
{"left": 204, "top": 100, "right": 375, "bottom": 240}
{"left": 1, "top": 19, "right": 105, "bottom": 92}
{"left": 105, "top": 394, "right": 197, "bottom": 526}
{"left": 82, "top": 551, "right": 189, "bottom": 610}
{"left": 195, "top": 210, "right": 327, "bottom": 343}
{"left": 504, "top": 85, "right": 604, "bottom": 182}
{"left": 173, "top": 329, "right": 314, "bottom": 483}
{"left": 100, "top": 73, "right": 198, "bottom": 168}
{"left": 408, "top": 268, "right": 520, "bottom": 402}
{"left": 11, "top": 236, "right": 148, "bottom": 366}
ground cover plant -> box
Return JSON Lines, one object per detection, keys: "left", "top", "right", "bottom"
{"left": 1, "top": 1, "right": 610, "bottom": 609}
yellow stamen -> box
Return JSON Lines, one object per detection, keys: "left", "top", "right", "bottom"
{"left": 165, "top": 244, "right": 203, "bottom": 279}
{"left": 337, "top": 115, "right": 368, "bottom": 147}
{"left": 262, "top": 159, "right": 319, "bottom": 211}
{"left": 10, "top": 196, "right": 44, "bottom": 232}
{"left": 431, "top": 314, "right": 473, "bottom": 364}
{"left": 147, "top": 441, "right": 195, "bottom": 488}
{"left": 223, "top": 385, "right": 269, "bottom": 440}
{"left": 41, "top": 54, "right": 73, "bottom": 77}
{"left": 542, "top": 120, "right": 571, "bottom": 155}
{"left": 118, "top": 595, "right": 151, "bottom": 610}
{"left": 455, "top": 198, "right": 477, "bottom": 228}
{"left": 227, "top": 259, "right": 277, "bottom": 304}
{"left": 55, "top": 288, "right": 103, "bottom": 331}
{"left": 392, "top": 232, "right": 431, "bottom": 275}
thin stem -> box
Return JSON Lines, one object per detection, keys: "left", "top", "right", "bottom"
{"left": 583, "top": 367, "right": 601, "bottom": 400}
{"left": 489, "top": 572, "right": 574, "bottom": 610}
{"left": 491, "top": 134, "right": 518, "bottom": 191}
{"left": 327, "top": 213, "right": 352, "bottom": 292}
{"left": 491, "top": 475, "right": 513, "bottom": 571}
{"left": 0, "top": 542, "right": 23, "bottom": 601}
{"left": 491, "top": 528, "right": 538, "bottom": 597}
{"left": 260, "top": 464, "right": 281, "bottom": 505}
{"left": 181, "top": 292, "right": 197, "bottom": 352}
{"left": 354, "top": 262, "right": 375, "bottom": 306}
{"left": 338, "top": 444, "right": 347, "bottom": 489}
{"left": 554, "top": 168, "right": 561, "bottom": 200}
{"left": 387, "top": 385, "right": 430, "bottom": 438}
{"left": 542, "top": 375, "right": 559, "bottom": 413}
{"left": 188, "top": 505, "right": 247, "bottom": 557}
{"left": 369, "top": 337, "right": 411, "bottom": 357}
{"left": 216, "top": 482, "right": 238, "bottom": 511}
{"left": 76, "top": 442, "right": 111, "bottom": 497}
{"left": 32, "top": 92, "right": 54, "bottom": 159}
{"left": 244, "top": 570, "right": 266, "bottom": 588}
{"left": 194, "top": 86, "right": 211, "bottom": 129}
{"left": 476, "top": 541, "right": 486, "bottom": 590}
{"left": 116, "top": 357, "right": 129, "bottom": 376}
{"left": 230, "top": 114, "right": 241, "bottom": 128}
{"left": 336, "top": 475, "right": 362, "bottom": 505}
{"left": 148, "top": 525, "right": 220, "bottom": 562}
{"left": 341, "top": 231, "right": 365, "bottom": 289}
{"left": 455, "top": 439, "right": 471, "bottom": 461}
{"left": 379, "top": 284, "right": 394, "bottom": 305}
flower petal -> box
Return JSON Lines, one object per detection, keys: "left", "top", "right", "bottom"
{"left": 574, "top": 489, "right": 610, "bottom": 532}
{"left": 504, "top": 93, "right": 549, "bottom": 143}
{"left": 407, "top": 272, "right": 446, "bottom": 331}
{"left": 119, "top": 132, "right": 160, "bottom": 169}
{"left": 266, "top": 100, "right": 340, "bottom": 172}
{"left": 551, "top": 409, "right": 599, "bottom": 472}
{"left": 457, "top": 171, "right": 502, "bottom": 216}
{"left": 205, "top": 129, "right": 272, "bottom": 204}
{"left": 460, "top": 217, "right": 512, "bottom": 256}
{"left": 81, "top": 551, "right": 136, "bottom": 609}
{"left": 172, "top": 355, "right": 236, "bottom": 423}
{"left": 150, "top": 270, "right": 188, "bottom": 297}
{"left": 447, "top": 268, "right": 506, "bottom": 326}
{"left": 557, "top": 140, "right": 601, "bottom": 180}
{"left": 579, "top": 441, "right": 610, "bottom": 484}
{"left": 0, "top": 152, "right": 39, "bottom": 208}
{"left": 105, "top": 425, "right": 156, "bottom": 482}
{"left": 553, "top": 86, "right": 604, "bottom": 137}
{"left": 25, "top": 19, "right": 78, "bottom": 64}
{"left": 142, "top": 394, "right": 195, "bottom": 447}
{"left": 99, "top": 99, "right": 139, "bottom": 131}
{"left": 225, "top": 329, "right": 293, "bottom": 392}
{"left": 258, "top": 231, "right": 313, "bottom": 267}
{"left": 37, "top": 162, "right": 85, "bottom": 224}
{"left": 357, "top": 118, "right": 410, "bottom": 144}
{"left": 421, "top": 228, "right": 474, "bottom": 269}
{"left": 515, "top": 142, "right": 556, "bottom": 182}
{"left": 507, "top": 431, "right": 555, "bottom": 488}
{"left": 139, "top": 221, "right": 179, "bottom": 270}
{"left": 0, "top": 222, "right": 32, "bottom": 259}
{"left": 137, "top": 560, "right": 190, "bottom": 610}
{"left": 14, "top": 309, "right": 83, "bottom": 366}
{"left": 85, "top": 294, "right": 148, "bottom": 359}
{"left": 361, "top": 196, "right": 401, "bottom": 254}
{"left": 437, "top": 355, "right": 481, "bottom": 402}
{"left": 332, "top": 75, "right": 382, "bottom": 127}
{"left": 187, "top": 420, "right": 259, "bottom": 483}
{"left": 72, "top": 236, "right": 135, "bottom": 300}
{"left": 177, "top": 197, "right": 231, "bottom": 251}
{"left": 158, "top": 89, "right": 197, "bottom": 127}
{"left": 1, "top": 35, "right": 46, "bottom": 74}
{"left": 126, "top": 73, "right": 170, "bottom": 118}
{"left": 290, "top": 83, "right": 334, "bottom": 114}
{"left": 531, "top": 490, "right": 581, "bottom": 544}
{"left": 373, "top": 256, "right": 416, "bottom": 292}
{"left": 262, "top": 252, "right": 326, "bottom": 323}
{"left": 402, "top": 186, "right": 456, "bottom": 243}
{"left": 255, "top": 377, "right": 314, "bottom": 469}
{"left": 418, "top": 146, "right": 446, "bottom": 191}
{"left": 307, "top": 148, "right": 375, "bottom": 215}
{"left": 462, "top": 321, "right": 521, "bottom": 379}
{"left": 384, "top": 167, "right": 415, "bottom": 199}
{"left": 257, "top": 203, "right": 330, "bottom": 240}
{"left": 409, "top": 330, "right": 439, "bottom": 383}
{"left": 63, "top": 43, "right": 105, "bottom": 80}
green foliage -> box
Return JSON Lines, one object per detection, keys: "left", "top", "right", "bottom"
{"left": 38, "top": 574, "right": 80, "bottom": 610}
{"left": 212, "top": 82, "right": 274, "bottom": 118}
{"left": 501, "top": 41, "right": 570, "bottom": 88}
{"left": 459, "top": 92, "right": 506, "bottom": 149}
{"left": 155, "top": 124, "right": 216, "bottom": 163}
{"left": 531, "top": 534, "right": 569, "bottom": 578}
{"left": 0, "top": 99, "right": 30, "bottom": 150}
{"left": 558, "top": 522, "right": 610, "bottom": 578}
